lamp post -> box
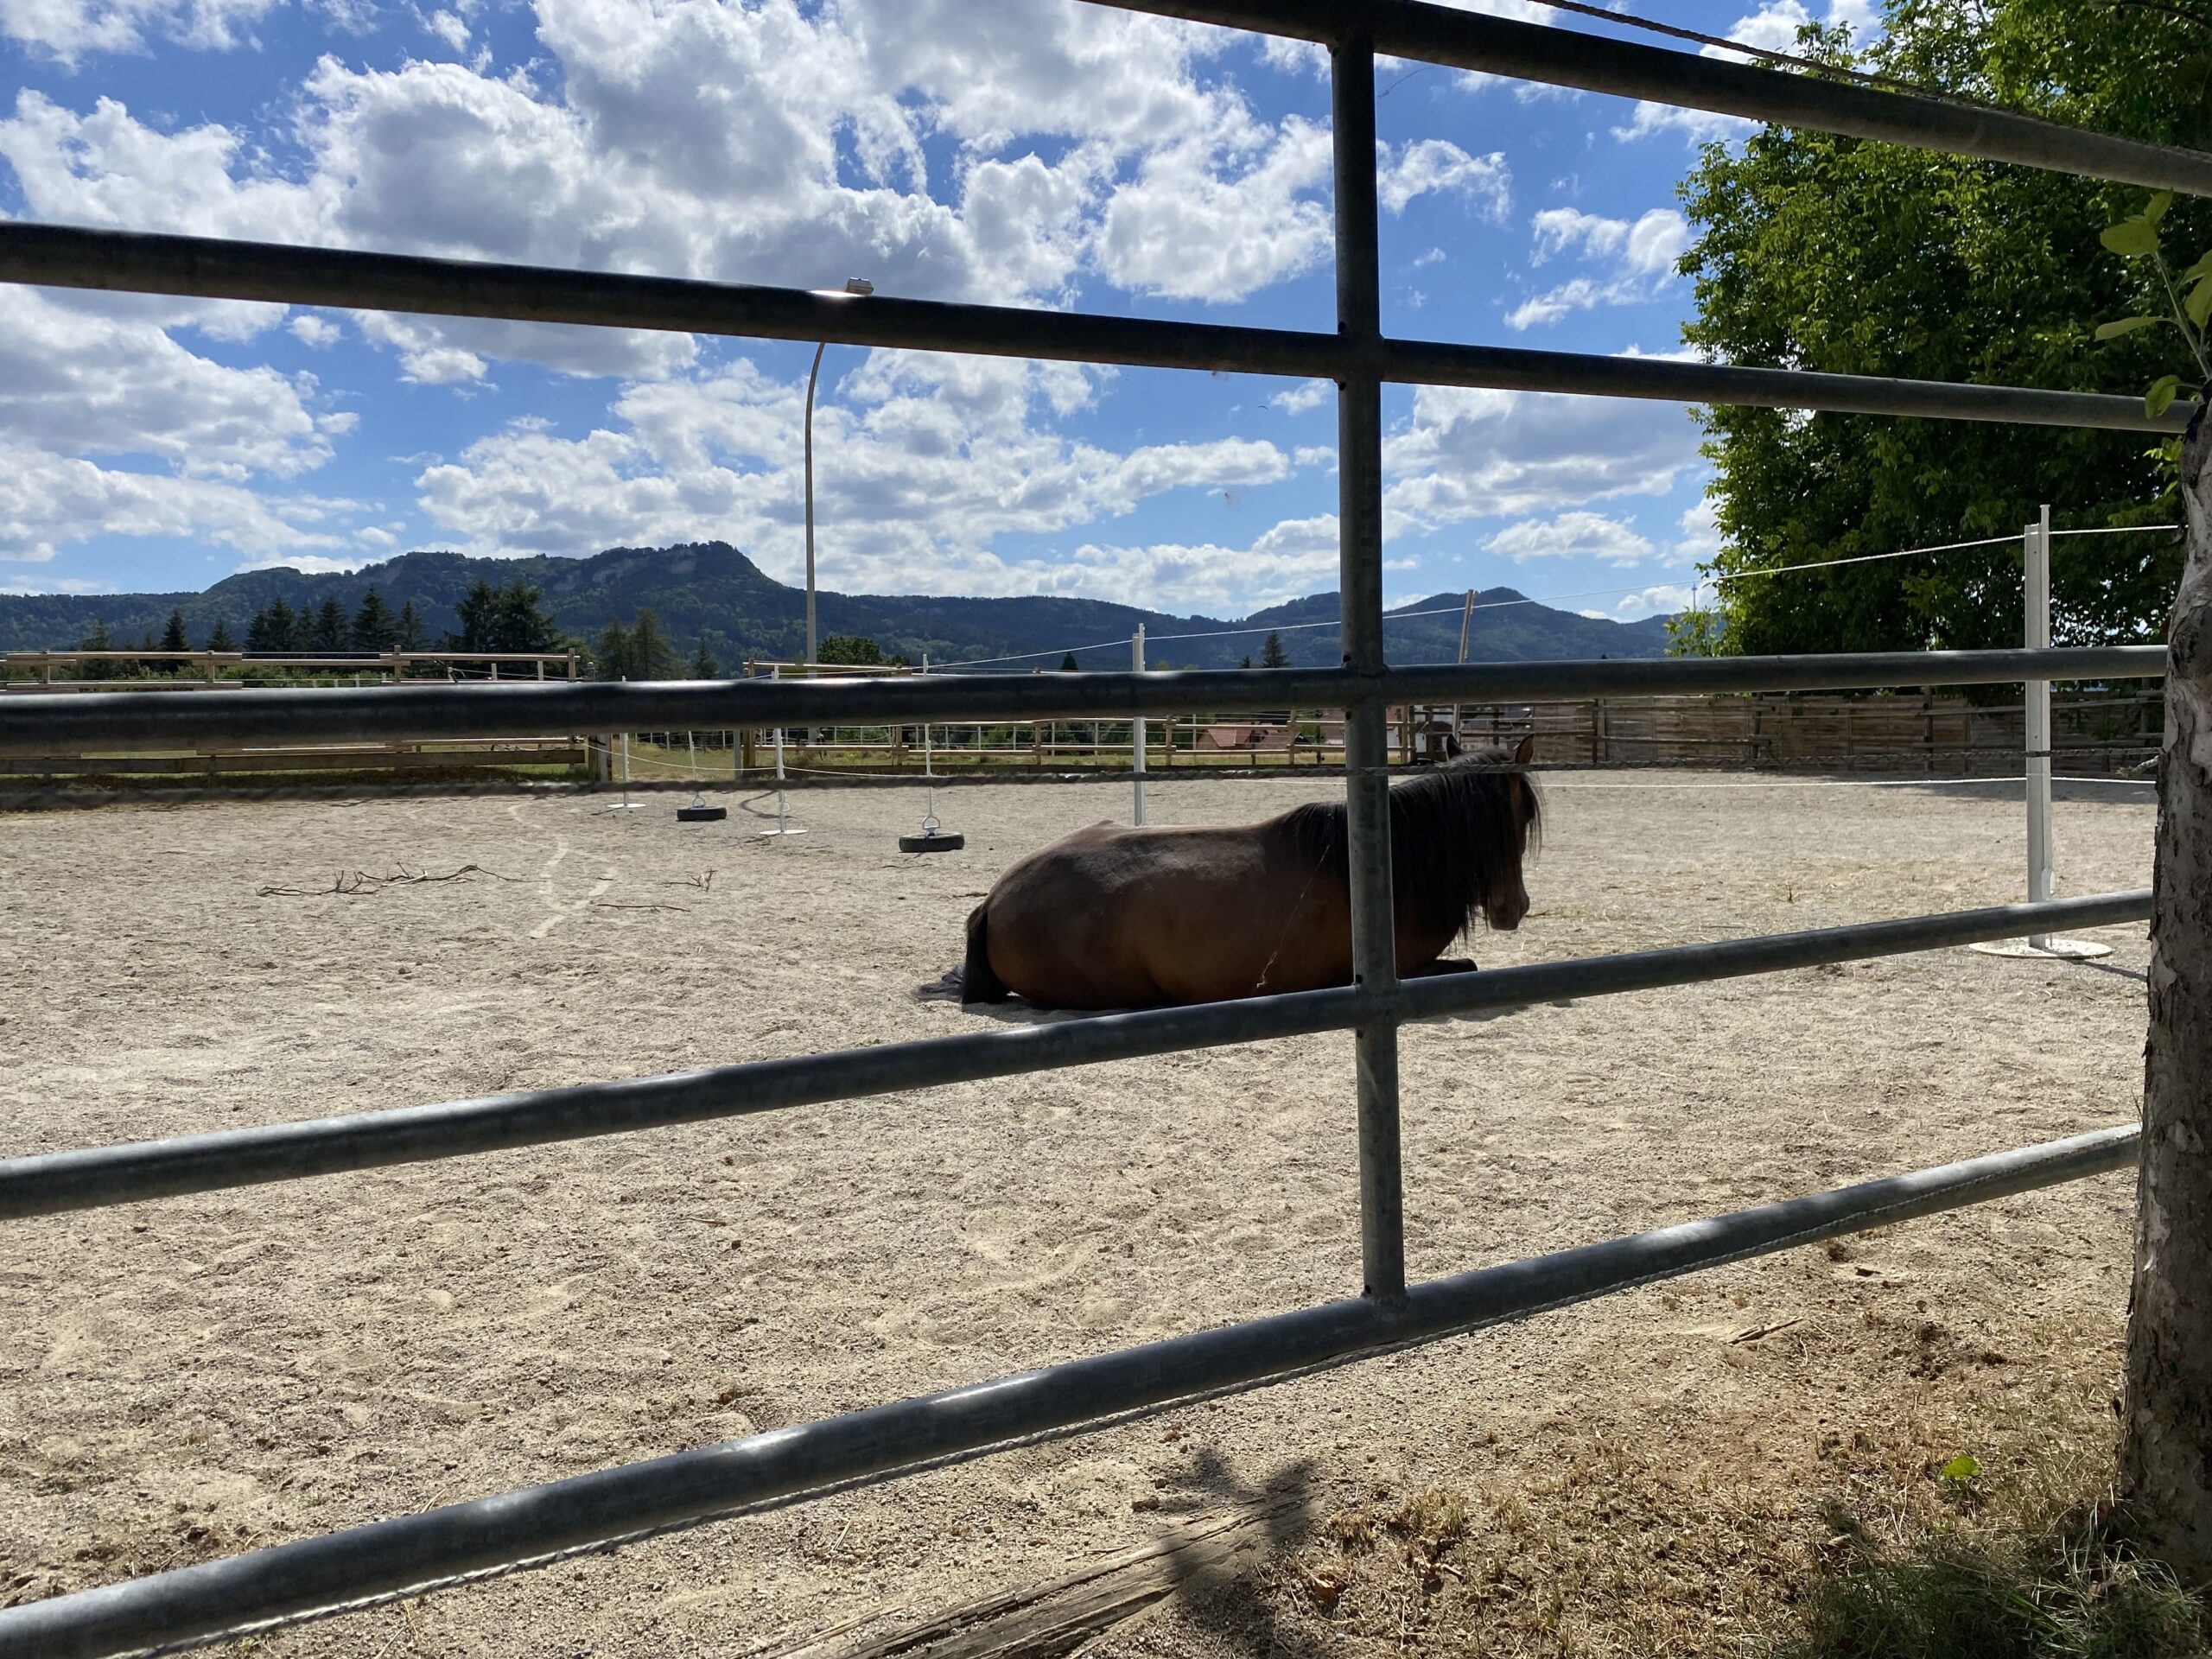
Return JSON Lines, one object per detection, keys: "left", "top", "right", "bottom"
{"left": 804, "top": 276, "right": 873, "bottom": 664}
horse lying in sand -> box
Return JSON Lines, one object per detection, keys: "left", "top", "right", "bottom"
{"left": 956, "top": 737, "right": 1539, "bottom": 1010}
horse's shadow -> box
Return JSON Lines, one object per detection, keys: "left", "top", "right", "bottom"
{"left": 913, "top": 966, "right": 1543, "bottom": 1027}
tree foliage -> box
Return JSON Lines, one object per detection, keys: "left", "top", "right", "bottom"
{"left": 1261, "top": 630, "right": 1291, "bottom": 668}
{"left": 351, "top": 588, "right": 397, "bottom": 651}
{"left": 1679, "top": 0, "right": 2210, "bottom": 656}
{"left": 445, "top": 580, "right": 566, "bottom": 657}
{"left": 592, "top": 607, "right": 682, "bottom": 679}
{"left": 817, "top": 634, "right": 887, "bottom": 665}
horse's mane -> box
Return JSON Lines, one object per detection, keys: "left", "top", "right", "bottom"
{"left": 1279, "top": 747, "right": 1540, "bottom": 939}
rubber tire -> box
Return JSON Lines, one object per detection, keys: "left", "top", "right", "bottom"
{"left": 899, "top": 831, "right": 965, "bottom": 853}
{"left": 677, "top": 806, "right": 728, "bottom": 823}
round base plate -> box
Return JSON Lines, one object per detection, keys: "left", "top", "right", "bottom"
{"left": 676, "top": 805, "right": 728, "bottom": 823}
{"left": 757, "top": 826, "right": 806, "bottom": 838}
{"left": 900, "top": 831, "right": 965, "bottom": 853}
{"left": 1967, "top": 937, "right": 2114, "bottom": 960}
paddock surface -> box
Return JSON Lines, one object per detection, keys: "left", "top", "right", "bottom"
{"left": 0, "top": 772, "right": 2158, "bottom": 1655}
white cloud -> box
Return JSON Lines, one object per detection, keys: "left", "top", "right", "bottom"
{"left": 1096, "top": 118, "right": 1333, "bottom": 300}
{"left": 1274, "top": 378, "right": 1333, "bottom": 415}
{"left": 1614, "top": 583, "right": 1698, "bottom": 618}
{"left": 0, "top": 447, "right": 353, "bottom": 563}
{"left": 0, "top": 0, "right": 1370, "bottom": 392}
{"left": 423, "top": 7, "right": 468, "bottom": 50}
{"left": 0, "top": 0, "right": 279, "bottom": 60}
{"left": 1510, "top": 207, "right": 1688, "bottom": 329}
{"left": 1485, "top": 511, "right": 1656, "bottom": 566}
{"left": 411, "top": 351, "right": 1294, "bottom": 596}
{"left": 1674, "top": 496, "right": 1724, "bottom": 563}
{"left": 1046, "top": 514, "right": 1343, "bottom": 612}
{"left": 1376, "top": 138, "right": 1510, "bottom": 219}
{"left": 1383, "top": 382, "right": 1704, "bottom": 535}
{"left": 0, "top": 287, "right": 332, "bottom": 480}
{"left": 1614, "top": 0, "right": 1881, "bottom": 144}
{"left": 289, "top": 314, "right": 343, "bottom": 348}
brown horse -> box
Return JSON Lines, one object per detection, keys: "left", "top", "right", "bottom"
{"left": 959, "top": 737, "right": 1539, "bottom": 1010}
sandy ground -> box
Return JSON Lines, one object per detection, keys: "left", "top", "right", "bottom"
{"left": 0, "top": 770, "right": 2161, "bottom": 1656}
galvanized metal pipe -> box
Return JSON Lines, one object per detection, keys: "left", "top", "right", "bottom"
{"left": 0, "top": 891, "right": 2147, "bottom": 1223}
{"left": 1332, "top": 35, "right": 1407, "bottom": 1303}
{"left": 0, "top": 1121, "right": 2139, "bottom": 1659}
{"left": 0, "top": 226, "right": 2185, "bottom": 436}
{"left": 0, "top": 646, "right": 2167, "bottom": 759}
{"left": 1095, "top": 0, "right": 2212, "bottom": 196}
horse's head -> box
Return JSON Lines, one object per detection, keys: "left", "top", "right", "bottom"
{"left": 1478, "top": 734, "right": 1539, "bottom": 931}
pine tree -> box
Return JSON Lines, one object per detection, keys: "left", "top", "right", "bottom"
{"left": 1260, "top": 631, "right": 1291, "bottom": 669}
{"left": 159, "top": 609, "right": 189, "bottom": 653}
{"left": 207, "top": 619, "right": 236, "bottom": 653}
{"left": 396, "top": 601, "right": 427, "bottom": 652}
{"left": 627, "top": 607, "right": 682, "bottom": 679}
{"left": 245, "top": 601, "right": 287, "bottom": 653}
{"left": 594, "top": 620, "right": 634, "bottom": 680}
{"left": 1058, "top": 652, "right": 1079, "bottom": 672}
{"left": 312, "top": 597, "right": 349, "bottom": 652}
{"left": 690, "top": 641, "right": 719, "bottom": 679}
{"left": 352, "top": 588, "right": 397, "bottom": 651}
{"left": 76, "top": 618, "right": 112, "bottom": 680}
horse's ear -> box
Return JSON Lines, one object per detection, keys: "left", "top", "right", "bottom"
{"left": 1513, "top": 734, "right": 1535, "bottom": 766}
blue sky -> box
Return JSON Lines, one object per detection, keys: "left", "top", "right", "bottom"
{"left": 0, "top": 0, "right": 1872, "bottom": 619}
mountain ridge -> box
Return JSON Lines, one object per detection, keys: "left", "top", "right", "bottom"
{"left": 0, "top": 542, "right": 1675, "bottom": 667}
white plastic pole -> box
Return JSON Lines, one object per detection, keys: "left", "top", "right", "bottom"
{"left": 2026, "top": 507, "right": 2053, "bottom": 949}
{"left": 922, "top": 654, "right": 937, "bottom": 830}
{"left": 1132, "top": 625, "right": 1147, "bottom": 826}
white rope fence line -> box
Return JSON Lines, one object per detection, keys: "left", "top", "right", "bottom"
{"left": 924, "top": 524, "right": 2186, "bottom": 671}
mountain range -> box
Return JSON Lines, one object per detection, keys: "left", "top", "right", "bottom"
{"left": 0, "top": 542, "right": 1674, "bottom": 668}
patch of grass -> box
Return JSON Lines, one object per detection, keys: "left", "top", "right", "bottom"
{"left": 1775, "top": 1495, "right": 2209, "bottom": 1659}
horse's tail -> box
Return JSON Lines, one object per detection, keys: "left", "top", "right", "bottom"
{"left": 961, "top": 902, "right": 1010, "bottom": 1004}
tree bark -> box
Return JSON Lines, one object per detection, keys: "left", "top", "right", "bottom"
{"left": 2124, "top": 408, "right": 2212, "bottom": 1580}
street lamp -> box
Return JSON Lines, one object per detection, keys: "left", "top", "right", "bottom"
{"left": 804, "top": 276, "right": 874, "bottom": 664}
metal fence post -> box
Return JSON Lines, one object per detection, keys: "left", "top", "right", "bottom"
{"left": 2027, "top": 510, "right": 2053, "bottom": 948}
{"left": 1133, "top": 624, "right": 1147, "bottom": 825}
{"left": 1332, "top": 32, "right": 1405, "bottom": 1303}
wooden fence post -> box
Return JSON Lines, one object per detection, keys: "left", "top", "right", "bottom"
{"left": 2123, "top": 409, "right": 2212, "bottom": 1580}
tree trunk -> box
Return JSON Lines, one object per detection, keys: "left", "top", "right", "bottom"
{"left": 2124, "top": 408, "right": 2212, "bottom": 1580}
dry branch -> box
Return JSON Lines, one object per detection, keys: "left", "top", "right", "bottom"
{"left": 257, "top": 863, "right": 513, "bottom": 898}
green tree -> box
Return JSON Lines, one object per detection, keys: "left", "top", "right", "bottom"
{"left": 352, "top": 588, "right": 397, "bottom": 651}
{"left": 690, "top": 640, "right": 719, "bottom": 679}
{"left": 446, "top": 580, "right": 564, "bottom": 658}
{"left": 159, "top": 609, "right": 189, "bottom": 654}
{"left": 594, "top": 620, "right": 633, "bottom": 679}
{"left": 1260, "top": 631, "right": 1291, "bottom": 668}
{"left": 626, "top": 607, "right": 682, "bottom": 679}
{"left": 1678, "top": 0, "right": 2207, "bottom": 656}
{"left": 817, "top": 634, "right": 887, "bottom": 665}
{"left": 207, "top": 618, "right": 235, "bottom": 653}
{"left": 246, "top": 599, "right": 302, "bottom": 653}
{"left": 395, "top": 601, "right": 427, "bottom": 652}
{"left": 1058, "top": 652, "right": 1079, "bottom": 672}
{"left": 75, "top": 617, "right": 111, "bottom": 680}
{"left": 311, "top": 597, "right": 349, "bottom": 652}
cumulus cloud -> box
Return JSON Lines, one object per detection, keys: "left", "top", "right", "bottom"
{"left": 1484, "top": 511, "right": 1656, "bottom": 566}
{"left": 0, "top": 0, "right": 279, "bottom": 60}
{"left": 1508, "top": 207, "right": 1689, "bottom": 329}
{"left": 289, "top": 314, "right": 343, "bottom": 348}
{"left": 1382, "top": 382, "right": 1704, "bottom": 534}
{"left": 1376, "top": 138, "right": 1510, "bottom": 219}
{"left": 1612, "top": 582, "right": 1699, "bottom": 618}
{"left": 411, "top": 350, "right": 1294, "bottom": 601}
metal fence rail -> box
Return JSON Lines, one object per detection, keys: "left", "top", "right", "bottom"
{"left": 1105, "top": 0, "right": 2212, "bottom": 194}
{"left": 0, "top": 224, "right": 2187, "bottom": 437}
{"left": 0, "top": 1, "right": 2194, "bottom": 1653}
{"left": 0, "top": 891, "right": 2146, "bottom": 1223}
{"left": 0, "top": 646, "right": 2169, "bottom": 759}
{"left": 0, "top": 1123, "right": 2140, "bottom": 1659}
